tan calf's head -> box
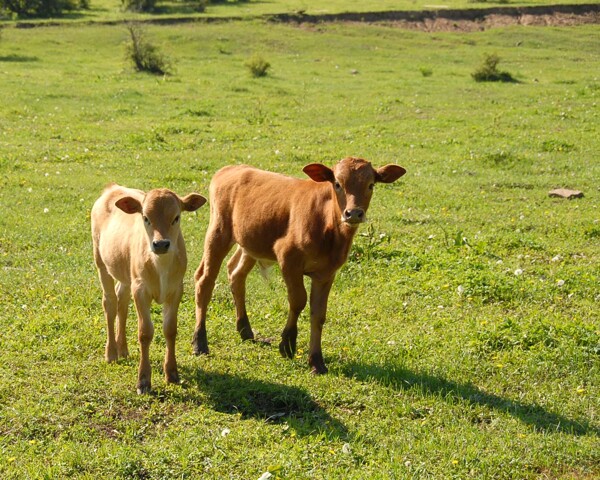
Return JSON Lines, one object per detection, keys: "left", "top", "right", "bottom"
{"left": 115, "top": 189, "right": 206, "bottom": 255}
{"left": 303, "top": 157, "right": 406, "bottom": 227}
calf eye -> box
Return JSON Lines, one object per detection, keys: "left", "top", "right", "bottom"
{"left": 172, "top": 215, "right": 180, "bottom": 225}
{"left": 368, "top": 183, "right": 374, "bottom": 190}
{"left": 334, "top": 181, "right": 342, "bottom": 191}
{"left": 143, "top": 216, "right": 151, "bottom": 226}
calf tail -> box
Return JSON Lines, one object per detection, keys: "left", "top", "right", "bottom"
{"left": 258, "top": 261, "right": 274, "bottom": 280}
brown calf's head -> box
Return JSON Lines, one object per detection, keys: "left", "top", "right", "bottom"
{"left": 303, "top": 157, "right": 406, "bottom": 227}
{"left": 115, "top": 189, "right": 206, "bottom": 255}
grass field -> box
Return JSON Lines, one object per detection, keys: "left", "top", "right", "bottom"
{"left": 0, "top": 14, "right": 599, "bottom": 480}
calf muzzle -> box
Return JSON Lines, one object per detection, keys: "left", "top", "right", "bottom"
{"left": 152, "top": 240, "right": 171, "bottom": 254}
{"left": 343, "top": 208, "right": 365, "bottom": 225}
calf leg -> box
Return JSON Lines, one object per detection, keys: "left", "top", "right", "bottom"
{"left": 279, "top": 260, "right": 307, "bottom": 359}
{"left": 163, "top": 287, "right": 182, "bottom": 385}
{"left": 308, "top": 277, "right": 334, "bottom": 374}
{"left": 133, "top": 288, "right": 154, "bottom": 394}
{"left": 193, "top": 227, "right": 233, "bottom": 355}
{"left": 115, "top": 282, "right": 130, "bottom": 359}
{"left": 96, "top": 265, "right": 118, "bottom": 363}
{"left": 227, "top": 247, "right": 256, "bottom": 341}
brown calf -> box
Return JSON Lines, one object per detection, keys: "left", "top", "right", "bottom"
{"left": 91, "top": 184, "right": 206, "bottom": 393}
{"left": 192, "top": 157, "right": 405, "bottom": 374}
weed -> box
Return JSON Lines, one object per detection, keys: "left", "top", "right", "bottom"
{"left": 419, "top": 67, "right": 433, "bottom": 77}
{"left": 472, "top": 53, "right": 517, "bottom": 83}
{"left": 245, "top": 54, "right": 271, "bottom": 77}
{"left": 125, "top": 23, "right": 171, "bottom": 75}
{"left": 541, "top": 139, "right": 575, "bottom": 153}
{"left": 350, "top": 224, "right": 391, "bottom": 261}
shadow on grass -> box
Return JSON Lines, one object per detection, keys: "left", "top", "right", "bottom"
{"left": 178, "top": 367, "right": 348, "bottom": 439}
{"left": 0, "top": 54, "right": 39, "bottom": 62}
{"left": 341, "top": 361, "right": 598, "bottom": 437}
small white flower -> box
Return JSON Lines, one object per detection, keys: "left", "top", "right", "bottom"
{"left": 275, "top": 149, "right": 280, "bottom": 155}
{"left": 387, "top": 340, "right": 396, "bottom": 346}
{"left": 551, "top": 255, "right": 562, "bottom": 262}
{"left": 27, "top": 187, "right": 33, "bottom": 193}
{"left": 557, "top": 279, "right": 565, "bottom": 287}
{"left": 43, "top": 208, "right": 49, "bottom": 213}
{"left": 496, "top": 259, "right": 503, "bottom": 265}
{"left": 428, "top": 234, "right": 435, "bottom": 239}
{"left": 514, "top": 269, "right": 523, "bottom": 276}
{"left": 457, "top": 285, "right": 465, "bottom": 295}
{"left": 220, "top": 428, "right": 230, "bottom": 437}
{"left": 342, "top": 443, "right": 351, "bottom": 454}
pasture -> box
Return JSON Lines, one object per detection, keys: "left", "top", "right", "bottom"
{"left": 0, "top": 14, "right": 599, "bottom": 479}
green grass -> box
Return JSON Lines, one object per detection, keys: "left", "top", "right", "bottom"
{"left": 0, "top": 18, "right": 599, "bottom": 479}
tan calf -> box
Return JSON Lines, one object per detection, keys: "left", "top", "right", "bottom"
{"left": 91, "top": 184, "right": 206, "bottom": 394}
{"left": 192, "top": 157, "right": 405, "bottom": 374}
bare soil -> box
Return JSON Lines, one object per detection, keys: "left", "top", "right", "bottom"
{"left": 268, "top": 4, "right": 600, "bottom": 32}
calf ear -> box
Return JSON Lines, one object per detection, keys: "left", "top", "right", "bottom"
{"left": 115, "top": 196, "right": 142, "bottom": 215}
{"left": 181, "top": 193, "right": 207, "bottom": 212}
{"left": 303, "top": 163, "right": 335, "bottom": 183}
{"left": 375, "top": 164, "right": 406, "bottom": 183}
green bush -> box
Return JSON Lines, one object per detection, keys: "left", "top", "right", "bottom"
{"left": 472, "top": 53, "right": 517, "bottom": 83}
{"left": 245, "top": 54, "right": 270, "bottom": 78}
{"left": 121, "top": 0, "right": 155, "bottom": 12}
{"left": 0, "top": 0, "right": 82, "bottom": 17}
{"left": 126, "top": 23, "right": 172, "bottom": 75}
{"left": 419, "top": 67, "right": 433, "bottom": 77}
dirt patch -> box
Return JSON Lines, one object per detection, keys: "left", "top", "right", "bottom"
{"left": 268, "top": 4, "right": 600, "bottom": 32}
{"left": 381, "top": 11, "right": 600, "bottom": 31}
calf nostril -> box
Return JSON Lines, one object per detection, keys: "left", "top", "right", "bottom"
{"left": 153, "top": 240, "right": 170, "bottom": 251}
{"left": 357, "top": 210, "right": 364, "bottom": 218}
{"left": 344, "top": 210, "right": 352, "bottom": 218}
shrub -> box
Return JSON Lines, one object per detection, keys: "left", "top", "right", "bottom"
{"left": 121, "top": 0, "right": 155, "bottom": 12}
{"left": 419, "top": 67, "right": 433, "bottom": 77}
{"left": 0, "top": 0, "right": 82, "bottom": 17}
{"left": 472, "top": 54, "right": 517, "bottom": 83}
{"left": 245, "top": 54, "right": 270, "bottom": 78}
{"left": 126, "top": 23, "right": 172, "bottom": 76}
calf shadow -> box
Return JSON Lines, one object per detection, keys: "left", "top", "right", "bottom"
{"left": 341, "top": 361, "right": 598, "bottom": 437}
{"left": 177, "top": 367, "right": 347, "bottom": 440}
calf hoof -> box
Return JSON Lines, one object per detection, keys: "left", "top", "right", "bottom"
{"left": 279, "top": 327, "right": 297, "bottom": 359}
{"left": 192, "top": 331, "right": 209, "bottom": 356}
{"left": 166, "top": 370, "right": 180, "bottom": 385}
{"left": 237, "top": 316, "right": 255, "bottom": 342}
{"left": 279, "top": 338, "right": 296, "bottom": 359}
{"left": 105, "top": 344, "right": 118, "bottom": 363}
{"left": 309, "top": 353, "right": 328, "bottom": 375}
{"left": 136, "top": 381, "right": 152, "bottom": 395}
